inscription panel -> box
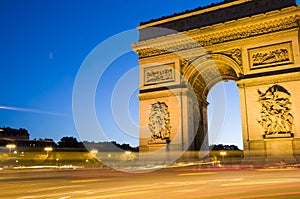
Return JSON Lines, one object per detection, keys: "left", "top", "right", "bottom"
{"left": 144, "top": 63, "right": 175, "bottom": 85}
{"left": 248, "top": 42, "right": 293, "bottom": 69}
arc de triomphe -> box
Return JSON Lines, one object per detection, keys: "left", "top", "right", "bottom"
{"left": 132, "top": 0, "right": 300, "bottom": 163}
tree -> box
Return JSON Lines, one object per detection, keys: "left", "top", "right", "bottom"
{"left": 58, "top": 137, "right": 85, "bottom": 148}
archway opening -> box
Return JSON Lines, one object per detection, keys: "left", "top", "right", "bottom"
{"left": 207, "top": 80, "right": 243, "bottom": 150}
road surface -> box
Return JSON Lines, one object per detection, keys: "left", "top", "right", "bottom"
{"left": 0, "top": 166, "right": 300, "bottom": 198}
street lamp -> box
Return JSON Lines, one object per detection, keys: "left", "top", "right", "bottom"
{"left": 90, "top": 149, "right": 98, "bottom": 156}
{"left": 6, "top": 144, "right": 16, "bottom": 154}
{"left": 220, "top": 151, "right": 227, "bottom": 162}
{"left": 44, "top": 147, "right": 53, "bottom": 155}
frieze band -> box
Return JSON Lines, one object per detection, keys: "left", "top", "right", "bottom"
{"left": 136, "top": 16, "right": 298, "bottom": 59}
{"left": 252, "top": 49, "right": 289, "bottom": 66}
{"left": 248, "top": 42, "right": 293, "bottom": 69}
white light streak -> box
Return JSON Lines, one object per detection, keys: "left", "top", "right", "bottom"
{"left": 0, "top": 105, "right": 66, "bottom": 116}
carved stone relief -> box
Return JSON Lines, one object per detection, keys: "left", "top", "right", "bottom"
{"left": 252, "top": 49, "right": 289, "bottom": 66}
{"left": 258, "top": 85, "right": 294, "bottom": 138}
{"left": 220, "top": 48, "right": 242, "bottom": 66}
{"left": 248, "top": 42, "right": 293, "bottom": 69}
{"left": 148, "top": 102, "right": 171, "bottom": 144}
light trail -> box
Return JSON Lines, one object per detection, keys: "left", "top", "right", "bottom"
{"left": 0, "top": 105, "right": 66, "bottom": 116}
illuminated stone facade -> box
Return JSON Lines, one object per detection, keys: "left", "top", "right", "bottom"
{"left": 133, "top": 0, "right": 300, "bottom": 163}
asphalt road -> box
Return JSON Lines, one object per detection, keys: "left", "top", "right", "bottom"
{"left": 0, "top": 166, "right": 300, "bottom": 199}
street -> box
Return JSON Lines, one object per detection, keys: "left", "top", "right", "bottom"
{"left": 0, "top": 166, "right": 300, "bottom": 198}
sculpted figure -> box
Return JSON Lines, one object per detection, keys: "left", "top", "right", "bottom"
{"left": 148, "top": 102, "right": 171, "bottom": 141}
{"left": 258, "top": 85, "right": 293, "bottom": 136}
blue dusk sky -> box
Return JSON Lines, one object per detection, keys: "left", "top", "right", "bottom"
{"left": 1, "top": 0, "right": 298, "bottom": 149}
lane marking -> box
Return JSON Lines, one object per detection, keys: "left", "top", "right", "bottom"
{"left": 221, "top": 178, "right": 300, "bottom": 187}
{"left": 178, "top": 172, "right": 215, "bottom": 176}
{"left": 35, "top": 184, "right": 82, "bottom": 191}
{"left": 18, "top": 185, "right": 83, "bottom": 199}
{"left": 79, "top": 190, "right": 151, "bottom": 199}
{"left": 19, "top": 192, "right": 72, "bottom": 199}
{"left": 234, "top": 191, "right": 300, "bottom": 198}
{"left": 256, "top": 168, "right": 298, "bottom": 172}
{"left": 209, "top": 178, "right": 243, "bottom": 182}
{"left": 69, "top": 190, "right": 95, "bottom": 195}
{"left": 70, "top": 179, "right": 106, "bottom": 183}
{"left": 173, "top": 188, "right": 199, "bottom": 193}
{"left": 222, "top": 180, "right": 285, "bottom": 187}
{"left": 166, "top": 180, "right": 208, "bottom": 186}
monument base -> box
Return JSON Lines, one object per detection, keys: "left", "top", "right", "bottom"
{"left": 263, "top": 133, "right": 294, "bottom": 139}
{"left": 264, "top": 138, "right": 297, "bottom": 163}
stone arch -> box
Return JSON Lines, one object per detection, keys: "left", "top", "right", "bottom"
{"left": 182, "top": 53, "right": 242, "bottom": 100}
{"left": 178, "top": 53, "right": 244, "bottom": 151}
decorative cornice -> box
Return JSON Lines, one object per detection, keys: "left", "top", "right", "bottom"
{"left": 138, "top": 87, "right": 195, "bottom": 100}
{"left": 237, "top": 72, "right": 300, "bottom": 87}
{"left": 139, "top": 0, "right": 249, "bottom": 27}
{"left": 135, "top": 16, "right": 299, "bottom": 59}
{"left": 194, "top": 17, "right": 298, "bottom": 46}
{"left": 138, "top": 0, "right": 295, "bottom": 40}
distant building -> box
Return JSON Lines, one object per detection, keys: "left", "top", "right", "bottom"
{"left": 0, "top": 127, "right": 29, "bottom": 140}
{"left": 0, "top": 127, "right": 55, "bottom": 150}
{"left": 16, "top": 139, "right": 56, "bottom": 150}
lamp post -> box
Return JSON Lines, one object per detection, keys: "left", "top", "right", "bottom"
{"left": 220, "top": 151, "right": 227, "bottom": 163}
{"left": 44, "top": 147, "right": 53, "bottom": 166}
{"left": 90, "top": 149, "right": 98, "bottom": 157}
{"left": 44, "top": 147, "right": 53, "bottom": 156}
{"left": 6, "top": 144, "right": 16, "bottom": 154}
